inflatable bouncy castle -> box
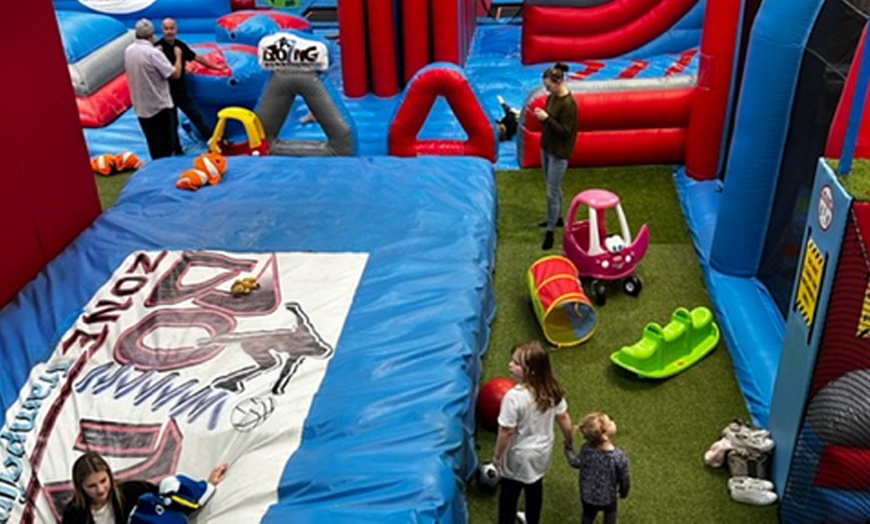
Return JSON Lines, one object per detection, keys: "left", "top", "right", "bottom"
{"left": 3, "top": 0, "right": 870, "bottom": 521}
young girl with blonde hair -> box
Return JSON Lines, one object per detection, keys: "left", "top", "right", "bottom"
{"left": 565, "top": 412, "right": 631, "bottom": 524}
{"left": 493, "top": 341, "right": 574, "bottom": 524}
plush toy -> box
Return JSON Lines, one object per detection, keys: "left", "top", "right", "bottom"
{"left": 115, "top": 151, "right": 144, "bottom": 171}
{"left": 91, "top": 152, "right": 145, "bottom": 176}
{"left": 231, "top": 277, "right": 260, "bottom": 297}
{"left": 176, "top": 168, "right": 212, "bottom": 191}
{"left": 177, "top": 153, "right": 228, "bottom": 191}
{"left": 129, "top": 474, "right": 215, "bottom": 524}
{"left": 90, "top": 153, "right": 116, "bottom": 176}
{"left": 193, "top": 153, "right": 227, "bottom": 184}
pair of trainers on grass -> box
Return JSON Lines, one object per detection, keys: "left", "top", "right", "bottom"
{"left": 728, "top": 476, "right": 778, "bottom": 506}
{"left": 704, "top": 420, "right": 777, "bottom": 505}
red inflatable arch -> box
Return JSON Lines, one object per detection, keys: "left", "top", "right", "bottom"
{"left": 389, "top": 64, "right": 497, "bottom": 162}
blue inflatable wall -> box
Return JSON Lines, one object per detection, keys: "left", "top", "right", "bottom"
{"left": 53, "top": 0, "right": 232, "bottom": 33}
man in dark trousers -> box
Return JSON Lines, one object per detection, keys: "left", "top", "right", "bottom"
{"left": 125, "top": 19, "right": 183, "bottom": 160}
{"left": 156, "top": 18, "right": 227, "bottom": 154}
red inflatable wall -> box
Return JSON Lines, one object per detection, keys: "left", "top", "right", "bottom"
{"left": 522, "top": 0, "right": 698, "bottom": 64}
{"left": 519, "top": 87, "right": 694, "bottom": 167}
{"left": 0, "top": 1, "right": 101, "bottom": 309}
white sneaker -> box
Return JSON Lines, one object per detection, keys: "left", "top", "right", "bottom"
{"left": 728, "top": 476, "right": 774, "bottom": 492}
{"left": 516, "top": 511, "right": 527, "bottom": 524}
{"left": 729, "top": 478, "right": 778, "bottom": 506}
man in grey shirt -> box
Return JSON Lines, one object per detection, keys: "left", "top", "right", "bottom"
{"left": 125, "top": 19, "right": 182, "bottom": 159}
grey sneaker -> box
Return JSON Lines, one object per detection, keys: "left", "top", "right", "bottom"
{"left": 727, "top": 447, "right": 771, "bottom": 479}
{"left": 723, "top": 420, "right": 771, "bottom": 440}
{"left": 729, "top": 477, "right": 778, "bottom": 506}
{"left": 516, "top": 511, "right": 527, "bottom": 524}
{"left": 723, "top": 420, "right": 774, "bottom": 452}
{"left": 728, "top": 476, "right": 775, "bottom": 492}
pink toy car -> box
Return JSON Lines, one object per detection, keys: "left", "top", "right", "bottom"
{"left": 563, "top": 189, "right": 650, "bottom": 305}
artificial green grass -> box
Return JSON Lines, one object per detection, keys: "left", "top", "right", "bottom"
{"left": 95, "top": 170, "right": 135, "bottom": 209}
{"left": 466, "top": 167, "right": 778, "bottom": 523}
{"left": 827, "top": 158, "right": 870, "bottom": 202}
{"left": 94, "top": 166, "right": 778, "bottom": 521}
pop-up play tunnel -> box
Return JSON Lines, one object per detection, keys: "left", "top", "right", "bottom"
{"left": 527, "top": 256, "right": 597, "bottom": 347}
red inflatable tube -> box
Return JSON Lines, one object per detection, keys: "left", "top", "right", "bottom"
{"left": 337, "top": 0, "right": 369, "bottom": 97}
{"left": 366, "top": 0, "right": 401, "bottom": 96}
{"left": 231, "top": 0, "right": 255, "bottom": 9}
{"left": 524, "top": 0, "right": 663, "bottom": 36}
{"left": 826, "top": 26, "right": 869, "bottom": 158}
{"left": 217, "top": 10, "right": 312, "bottom": 32}
{"left": 521, "top": 128, "right": 687, "bottom": 168}
{"left": 76, "top": 73, "right": 132, "bottom": 128}
{"left": 522, "top": 0, "right": 696, "bottom": 62}
{"left": 389, "top": 66, "right": 496, "bottom": 162}
{"left": 432, "top": 0, "right": 462, "bottom": 64}
{"left": 402, "top": 0, "right": 430, "bottom": 83}
{"left": 684, "top": 0, "right": 741, "bottom": 179}
{"left": 524, "top": 88, "right": 695, "bottom": 133}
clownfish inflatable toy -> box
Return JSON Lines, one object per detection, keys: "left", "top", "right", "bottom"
{"left": 90, "top": 151, "right": 144, "bottom": 176}
{"left": 90, "top": 153, "right": 116, "bottom": 176}
{"left": 177, "top": 153, "right": 228, "bottom": 191}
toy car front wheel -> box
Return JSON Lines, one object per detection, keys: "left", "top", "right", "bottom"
{"left": 590, "top": 280, "right": 607, "bottom": 306}
{"left": 623, "top": 275, "right": 643, "bottom": 297}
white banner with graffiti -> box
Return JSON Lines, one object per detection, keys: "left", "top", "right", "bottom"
{"left": 0, "top": 250, "right": 367, "bottom": 523}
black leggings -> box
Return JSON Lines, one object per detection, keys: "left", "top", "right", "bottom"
{"left": 582, "top": 501, "right": 617, "bottom": 524}
{"left": 498, "top": 477, "right": 543, "bottom": 524}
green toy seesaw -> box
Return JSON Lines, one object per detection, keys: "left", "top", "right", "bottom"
{"left": 610, "top": 306, "right": 720, "bottom": 378}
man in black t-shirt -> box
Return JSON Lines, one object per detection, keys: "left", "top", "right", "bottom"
{"left": 156, "top": 18, "right": 227, "bottom": 154}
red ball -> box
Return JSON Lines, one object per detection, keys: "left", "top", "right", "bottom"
{"left": 477, "top": 377, "right": 517, "bottom": 432}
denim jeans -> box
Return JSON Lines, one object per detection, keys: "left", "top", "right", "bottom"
{"left": 542, "top": 150, "right": 569, "bottom": 230}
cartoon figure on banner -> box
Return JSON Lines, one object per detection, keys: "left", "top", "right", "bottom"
{"left": 209, "top": 303, "right": 333, "bottom": 395}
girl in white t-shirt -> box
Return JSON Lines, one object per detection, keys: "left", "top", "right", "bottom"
{"left": 493, "top": 341, "right": 574, "bottom": 524}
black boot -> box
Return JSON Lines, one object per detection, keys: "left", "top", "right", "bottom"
{"left": 538, "top": 217, "right": 564, "bottom": 228}
{"left": 542, "top": 231, "right": 555, "bottom": 250}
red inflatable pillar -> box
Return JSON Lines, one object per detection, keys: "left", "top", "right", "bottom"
{"left": 0, "top": 1, "right": 101, "bottom": 309}
{"left": 338, "top": 0, "right": 370, "bottom": 97}
{"left": 366, "top": 0, "right": 401, "bottom": 96}
{"left": 684, "top": 0, "right": 742, "bottom": 180}
{"left": 432, "top": 0, "right": 474, "bottom": 66}
{"left": 402, "top": 0, "right": 431, "bottom": 83}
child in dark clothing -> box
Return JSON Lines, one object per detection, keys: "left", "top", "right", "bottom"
{"left": 564, "top": 412, "right": 631, "bottom": 524}
{"left": 496, "top": 95, "right": 520, "bottom": 141}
